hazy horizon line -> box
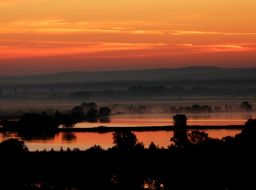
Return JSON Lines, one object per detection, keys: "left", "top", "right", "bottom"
{"left": 1, "top": 65, "right": 256, "bottom": 78}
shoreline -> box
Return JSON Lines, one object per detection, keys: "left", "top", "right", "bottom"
{"left": 57, "top": 125, "right": 244, "bottom": 133}
{"left": 0, "top": 125, "right": 244, "bottom": 133}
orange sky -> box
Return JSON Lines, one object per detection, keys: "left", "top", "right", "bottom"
{"left": 0, "top": 0, "right": 256, "bottom": 75}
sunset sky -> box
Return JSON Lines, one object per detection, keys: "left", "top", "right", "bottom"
{"left": 0, "top": 0, "right": 256, "bottom": 76}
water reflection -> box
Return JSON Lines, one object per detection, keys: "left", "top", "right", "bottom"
{"left": 62, "top": 132, "right": 77, "bottom": 142}
{"left": 75, "top": 113, "right": 254, "bottom": 128}
{"left": 0, "top": 129, "right": 240, "bottom": 151}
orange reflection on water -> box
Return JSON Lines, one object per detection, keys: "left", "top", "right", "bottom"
{"left": 0, "top": 129, "right": 241, "bottom": 151}
{"left": 75, "top": 113, "right": 252, "bottom": 128}
{"left": 76, "top": 119, "right": 246, "bottom": 128}
{"left": 205, "top": 129, "right": 240, "bottom": 139}
{"left": 135, "top": 131, "right": 174, "bottom": 148}
{"left": 188, "top": 119, "right": 246, "bottom": 126}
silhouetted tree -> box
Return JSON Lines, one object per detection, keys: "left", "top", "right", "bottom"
{"left": 99, "top": 107, "right": 111, "bottom": 123}
{"left": 236, "top": 118, "right": 256, "bottom": 143}
{"left": 81, "top": 102, "right": 97, "bottom": 113}
{"left": 173, "top": 114, "right": 187, "bottom": 127}
{"left": 148, "top": 142, "right": 158, "bottom": 150}
{"left": 71, "top": 106, "right": 85, "bottom": 122}
{"left": 113, "top": 131, "right": 138, "bottom": 150}
{"left": 55, "top": 111, "right": 74, "bottom": 127}
{"left": 62, "top": 132, "right": 77, "bottom": 142}
{"left": 240, "top": 101, "right": 253, "bottom": 111}
{"left": 171, "top": 114, "right": 188, "bottom": 147}
{"left": 134, "top": 142, "right": 145, "bottom": 151}
{"left": 191, "top": 104, "right": 212, "bottom": 113}
{"left": 0, "top": 138, "right": 28, "bottom": 153}
{"left": 87, "top": 108, "right": 98, "bottom": 122}
{"left": 19, "top": 112, "right": 58, "bottom": 136}
{"left": 99, "top": 107, "right": 111, "bottom": 117}
{"left": 86, "top": 145, "right": 104, "bottom": 153}
{"left": 188, "top": 130, "right": 209, "bottom": 145}
{"left": 245, "top": 118, "right": 256, "bottom": 128}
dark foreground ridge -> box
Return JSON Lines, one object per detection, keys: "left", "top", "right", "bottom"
{"left": 0, "top": 116, "right": 256, "bottom": 190}
{"left": 1, "top": 67, "right": 256, "bottom": 84}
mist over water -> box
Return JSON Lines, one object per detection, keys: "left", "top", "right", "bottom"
{"left": 75, "top": 112, "right": 253, "bottom": 128}
{"left": 0, "top": 94, "right": 255, "bottom": 151}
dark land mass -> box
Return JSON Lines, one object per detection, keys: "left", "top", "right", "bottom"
{"left": 1, "top": 67, "right": 256, "bottom": 84}
{"left": 1, "top": 118, "right": 256, "bottom": 190}
{"left": 1, "top": 67, "right": 256, "bottom": 100}
{"left": 0, "top": 125, "right": 244, "bottom": 133}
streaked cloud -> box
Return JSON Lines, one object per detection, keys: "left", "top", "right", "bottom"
{"left": 171, "top": 30, "right": 256, "bottom": 36}
{"left": 0, "top": 41, "right": 167, "bottom": 59}
{"left": 0, "top": 0, "right": 44, "bottom": 7}
{"left": 1, "top": 19, "right": 256, "bottom": 37}
{"left": 176, "top": 43, "right": 252, "bottom": 53}
{"left": 1, "top": 34, "right": 254, "bottom": 60}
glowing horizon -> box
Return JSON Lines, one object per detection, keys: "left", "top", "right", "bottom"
{"left": 0, "top": 0, "right": 256, "bottom": 76}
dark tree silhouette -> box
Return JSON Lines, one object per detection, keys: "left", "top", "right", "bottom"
{"left": 99, "top": 107, "right": 111, "bottom": 123}
{"left": 81, "top": 102, "right": 97, "bottom": 113}
{"left": 19, "top": 112, "right": 58, "bottom": 136}
{"left": 171, "top": 114, "right": 188, "bottom": 147}
{"left": 148, "top": 142, "right": 158, "bottom": 150}
{"left": 71, "top": 106, "right": 85, "bottom": 122}
{"left": 87, "top": 108, "right": 98, "bottom": 122}
{"left": 55, "top": 111, "right": 75, "bottom": 127}
{"left": 173, "top": 114, "right": 187, "bottom": 127}
{"left": 240, "top": 101, "right": 253, "bottom": 111}
{"left": 191, "top": 104, "right": 212, "bottom": 113}
{"left": 86, "top": 145, "right": 104, "bottom": 153}
{"left": 113, "top": 131, "right": 138, "bottom": 150}
{"left": 188, "top": 130, "right": 209, "bottom": 145}
{"left": 99, "top": 107, "right": 111, "bottom": 117}
{"left": 236, "top": 118, "right": 256, "bottom": 144}
{"left": 0, "top": 138, "right": 28, "bottom": 153}
{"left": 62, "top": 132, "right": 77, "bottom": 142}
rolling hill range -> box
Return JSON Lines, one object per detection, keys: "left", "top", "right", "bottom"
{"left": 1, "top": 67, "right": 256, "bottom": 85}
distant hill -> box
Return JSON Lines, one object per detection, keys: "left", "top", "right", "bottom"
{"left": 0, "top": 67, "right": 256, "bottom": 85}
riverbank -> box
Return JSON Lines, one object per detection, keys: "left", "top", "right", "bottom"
{"left": 0, "top": 125, "right": 244, "bottom": 133}
{"left": 59, "top": 125, "right": 244, "bottom": 132}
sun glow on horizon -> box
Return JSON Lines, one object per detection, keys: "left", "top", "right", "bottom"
{"left": 0, "top": 0, "right": 256, "bottom": 75}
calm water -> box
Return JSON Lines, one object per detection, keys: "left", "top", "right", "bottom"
{"left": 75, "top": 113, "right": 253, "bottom": 128}
{"left": 0, "top": 112, "right": 252, "bottom": 151}
{"left": 0, "top": 129, "right": 241, "bottom": 151}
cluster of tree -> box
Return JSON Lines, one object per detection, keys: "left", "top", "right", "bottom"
{"left": 127, "top": 105, "right": 147, "bottom": 114}
{"left": 170, "top": 104, "right": 214, "bottom": 113}
{"left": 169, "top": 101, "right": 254, "bottom": 114}
{"left": 55, "top": 102, "right": 112, "bottom": 126}
{"left": 240, "top": 101, "right": 253, "bottom": 111}
{"left": 2, "top": 112, "right": 58, "bottom": 138}
{"left": 1, "top": 102, "right": 112, "bottom": 137}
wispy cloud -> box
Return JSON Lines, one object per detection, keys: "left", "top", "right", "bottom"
{"left": 176, "top": 43, "right": 252, "bottom": 52}
{"left": 1, "top": 37, "right": 254, "bottom": 60}
{"left": 1, "top": 19, "right": 256, "bottom": 37}
{"left": 0, "top": 0, "right": 44, "bottom": 7}
{"left": 0, "top": 19, "right": 165, "bottom": 35}
{"left": 0, "top": 18, "right": 256, "bottom": 60}
{"left": 0, "top": 41, "right": 166, "bottom": 59}
{"left": 171, "top": 30, "right": 256, "bottom": 36}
